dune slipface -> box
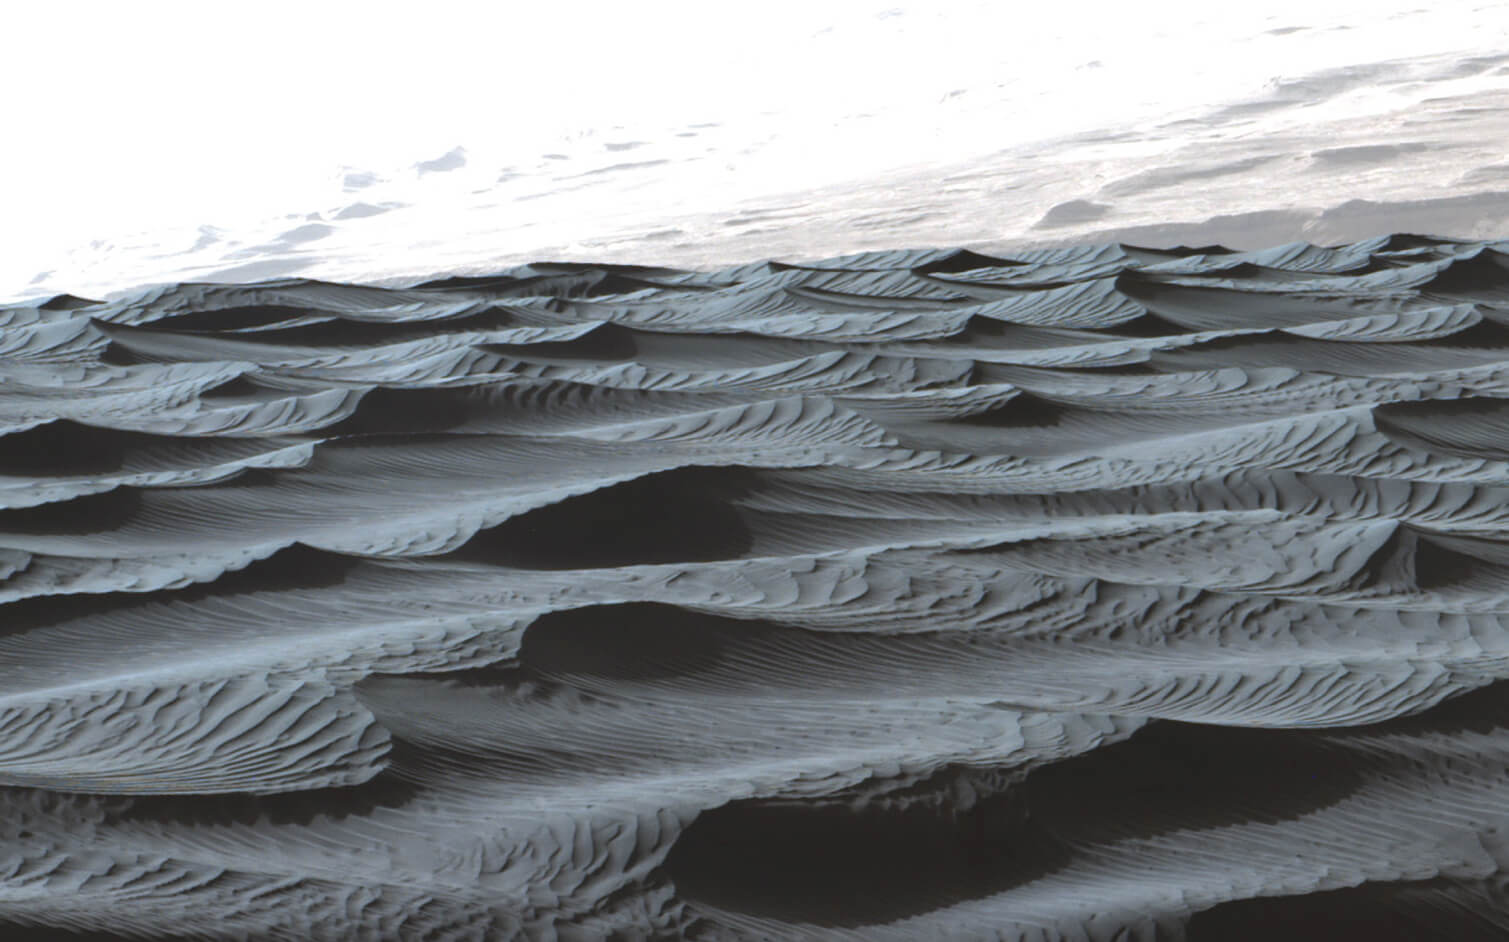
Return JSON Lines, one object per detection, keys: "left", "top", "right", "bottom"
{"left": 6, "top": 236, "right": 1509, "bottom": 938}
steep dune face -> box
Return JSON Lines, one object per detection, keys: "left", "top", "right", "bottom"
{"left": 5, "top": 236, "right": 1509, "bottom": 938}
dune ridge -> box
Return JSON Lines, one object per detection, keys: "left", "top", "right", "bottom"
{"left": 5, "top": 235, "right": 1509, "bottom": 938}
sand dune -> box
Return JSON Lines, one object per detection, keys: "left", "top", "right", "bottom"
{"left": 6, "top": 235, "right": 1509, "bottom": 938}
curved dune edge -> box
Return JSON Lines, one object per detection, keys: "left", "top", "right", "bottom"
{"left": 5, "top": 235, "right": 1509, "bottom": 938}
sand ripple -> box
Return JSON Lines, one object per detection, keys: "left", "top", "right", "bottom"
{"left": 4, "top": 236, "right": 1509, "bottom": 938}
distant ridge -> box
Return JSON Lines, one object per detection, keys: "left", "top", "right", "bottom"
{"left": 5, "top": 235, "right": 1509, "bottom": 938}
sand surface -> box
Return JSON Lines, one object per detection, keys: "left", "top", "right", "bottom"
{"left": 6, "top": 235, "right": 1509, "bottom": 937}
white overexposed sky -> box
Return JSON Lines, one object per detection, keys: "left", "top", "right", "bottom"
{"left": 4, "top": 0, "right": 1507, "bottom": 301}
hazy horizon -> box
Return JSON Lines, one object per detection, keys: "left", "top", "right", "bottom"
{"left": 6, "top": 0, "right": 1508, "bottom": 303}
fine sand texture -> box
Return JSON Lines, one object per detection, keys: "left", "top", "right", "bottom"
{"left": 6, "top": 235, "right": 1509, "bottom": 938}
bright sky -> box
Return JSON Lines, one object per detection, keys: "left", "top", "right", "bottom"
{"left": 4, "top": 0, "right": 1505, "bottom": 298}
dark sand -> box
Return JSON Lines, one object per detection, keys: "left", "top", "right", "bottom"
{"left": 4, "top": 235, "right": 1509, "bottom": 938}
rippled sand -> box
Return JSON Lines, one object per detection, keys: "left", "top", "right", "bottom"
{"left": 6, "top": 235, "right": 1509, "bottom": 938}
